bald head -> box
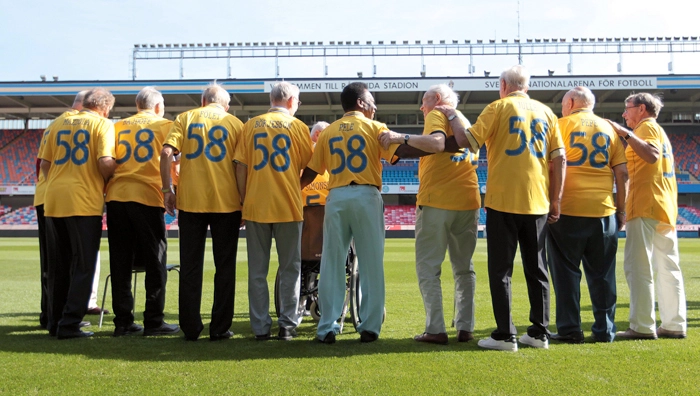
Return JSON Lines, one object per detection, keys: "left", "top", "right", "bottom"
{"left": 562, "top": 86, "right": 596, "bottom": 117}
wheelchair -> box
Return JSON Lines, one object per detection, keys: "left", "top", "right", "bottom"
{"left": 273, "top": 205, "right": 382, "bottom": 333}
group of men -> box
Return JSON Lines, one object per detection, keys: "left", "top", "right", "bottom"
{"left": 383, "top": 65, "right": 686, "bottom": 351}
{"left": 35, "top": 65, "right": 687, "bottom": 347}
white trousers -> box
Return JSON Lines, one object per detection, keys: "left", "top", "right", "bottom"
{"left": 624, "top": 217, "right": 686, "bottom": 333}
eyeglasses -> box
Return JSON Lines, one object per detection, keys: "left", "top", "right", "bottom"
{"left": 296, "top": 98, "right": 302, "bottom": 106}
{"left": 623, "top": 105, "right": 639, "bottom": 113}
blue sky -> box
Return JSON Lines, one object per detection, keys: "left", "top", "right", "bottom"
{"left": 2, "top": 0, "right": 699, "bottom": 81}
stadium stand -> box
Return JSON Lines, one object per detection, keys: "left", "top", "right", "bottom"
{"left": 0, "top": 205, "right": 10, "bottom": 217}
{"left": 0, "top": 206, "right": 36, "bottom": 225}
{"left": 679, "top": 205, "right": 700, "bottom": 225}
{"left": 668, "top": 133, "right": 700, "bottom": 181}
{"left": 0, "top": 129, "right": 25, "bottom": 150}
{"left": 0, "top": 129, "right": 42, "bottom": 185}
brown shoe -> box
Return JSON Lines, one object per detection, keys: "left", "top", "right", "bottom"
{"left": 657, "top": 327, "right": 686, "bottom": 339}
{"left": 414, "top": 332, "right": 448, "bottom": 345}
{"left": 457, "top": 330, "right": 474, "bottom": 342}
{"left": 616, "top": 328, "right": 657, "bottom": 340}
{"left": 86, "top": 307, "right": 109, "bottom": 315}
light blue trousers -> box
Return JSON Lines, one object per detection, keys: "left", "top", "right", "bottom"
{"left": 316, "top": 185, "right": 386, "bottom": 339}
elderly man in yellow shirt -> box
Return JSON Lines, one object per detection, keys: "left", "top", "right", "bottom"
{"left": 608, "top": 93, "right": 687, "bottom": 340}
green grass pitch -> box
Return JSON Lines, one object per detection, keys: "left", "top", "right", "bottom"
{"left": 0, "top": 237, "right": 698, "bottom": 394}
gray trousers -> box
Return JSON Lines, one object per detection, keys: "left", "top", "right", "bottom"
{"left": 246, "top": 220, "right": 302, "bottom": 336}
{"left": 415, "top": 206, "right": 478, "bottom": 334}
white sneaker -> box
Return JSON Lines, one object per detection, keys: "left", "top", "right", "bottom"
{"left": 519, "top": 334, "right": 549, "bottom": 349}
{"left": 477, "top": 337, "right": 518, "bottom": 351}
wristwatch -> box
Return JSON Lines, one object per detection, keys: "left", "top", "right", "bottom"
{"left": 448, "top": 114, "right": 457, "bottom": 121}
{"left": 623, "top": 132, "right": 632, "bottom": 140}
{"left": 404, "top": 134, "right": 410, "bottom": 144}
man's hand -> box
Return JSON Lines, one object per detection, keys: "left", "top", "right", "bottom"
{"left": 434, "top": 105, "right": 457, "bottom": 119}
{"left": 164, "top": 191, "right": 176, "bottom": 216}
{"left": 378, "top": 131, "right": 404, "bottom": 150}
{"left": 547, "top": 200, "right": 561, "bottom": 224}
{"left": 615, "top": 211, "right": 626, "bottom": 231}
{"left": 606, "top": 119, "right": 630, "bottom": 138}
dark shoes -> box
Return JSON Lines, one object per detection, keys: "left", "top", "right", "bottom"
{"left": 255, "top": 333, "right": 272, "bottom": 341}
{"left": 144, "top": 323, "right": 180, "bottom": 337}
{"left": 114, "top": 323, "right": 144, "bottom": 337}
{"left": 210, "top": 330, "right": 233, "bottom": 341}
{"left": 551, "top": 331, "right": 585, "bottom": 344}
{"left": 318, "top": 332, "right": 336, "bottom": 344}
{"left": 57, "top": 329, "right": 94, "bottom": 340}
{"left": 414, "top": 332, "right": 448, "bottom": 345}
{"left": 278, "top": 327, "right": 297, "bottom": 341}
{"left": 457, "top": 331, "right": 474, "bottom": 342}
{"left": 86, "top": 307, "right": 109, "bottom": 315}
{"left": 360, "top": 331, "right": 378, "bottom": 343}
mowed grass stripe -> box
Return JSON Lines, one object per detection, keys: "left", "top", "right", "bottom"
{"left": 0, "top": 237, "right": 697, "bottom": 394}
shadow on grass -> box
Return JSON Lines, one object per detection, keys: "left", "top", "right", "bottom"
{"left": 0, "top": 315, "right": 501, "bottom": 362}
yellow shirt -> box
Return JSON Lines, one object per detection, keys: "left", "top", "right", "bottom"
{"left": 468, "top": 92, "right": 564, "bottom": 215}
{"left": 302, "top": 171, "right": 330, "bottom": 206}
{"left": 40, "top": 109, "right": 116, "bottom": 217}
{"left": 626, "top": 118, "right": 677, "bottom": 226}
{"left": 308, "top": 111, "right": 399, "bottom": 190}
{"left": 163, "top": 103, "right": 244, "bottom": 213}
{"left": 558, "top": 109, "right": 626, "bottom": 217}
{"left": 234, "top": 108, "right": 313, "bottom": 223}
{"left": 106, "top": 111, "right": 173, "bottom": 208}
{"left": 417, "top": 110, "right": 480, "bottom": 211}
{"left": 34, "top": 110, "right": 79, "bottom": 207}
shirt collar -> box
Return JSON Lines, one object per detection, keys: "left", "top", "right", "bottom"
{"left": 205, "top": 103, "right": 225, "bottom": 110}
{"left": 570, "top": 108, "right": 593, "bottom": 115}
{"left": 506, "top": 91, "right": 529, "bottom": 99}
{"left": 268, "top": 106, "right": 290, "bottom": 115}
{"left": 343, "top": 111, "right": 365, "bottom": 118}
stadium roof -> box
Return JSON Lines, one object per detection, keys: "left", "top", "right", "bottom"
{"left": 1, "top": 74, "right": 700, "bottom": 124}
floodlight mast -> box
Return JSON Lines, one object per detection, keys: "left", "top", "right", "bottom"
{"left": 130, "top": 38, "right": 700, "bottom": 80}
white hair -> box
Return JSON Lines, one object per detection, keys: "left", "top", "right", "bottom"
{"left": 135, "top": 86, "right": 164, "bottom": 110}
{"left": 202, "top": 82, "right": 230, "bottom": 107}
{"left": 500, "top": 65, "right": 530, "bottom": 91}
{"left": 425, "top": 84, "right": 459, "bottom": 107}
{"left": 310, "top": 121, "right": 330, "bottom": 136}
{"left": 270, "top": 82, "right": 300, "bottom": 105}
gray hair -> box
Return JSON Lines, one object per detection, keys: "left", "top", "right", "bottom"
{"left": 500, "top": 65, "right": 530, "bottom": 91}
{"left": 82, "top": 88, "right": 115, "bottom": 111}
{"left": 270, "top": 82, "right": 300, "bottom": 105}
{"left": 425, "top": 84, "right": 459, "bottom": 107}
{"left": 201, "top": 82, "right": 230, "bottom": 107}
{"left": 310, "top": 121, "right": 330, "bottom": 136}
{"left": 136, "top": 86, "right": 164, "bottom": 110}
{"left": 72, "top": 91, "right": 88, "bottom": 108}
{"left": 566, "top": 86, "right": 596, "bottom": 109}
{"left": 625, "top": 92, "right": 664, "bottom": 118}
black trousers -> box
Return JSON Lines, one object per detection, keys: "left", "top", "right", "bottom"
{"left": 45, "top": 216, "right": 102, "bottom": 334}
{"left": 106, "top": 201, "right": 168, "bottom": 329}
{"left": 35, "top": 205, "right": 49, "bottom": 328}
{"left": 178, "top": 210, "right": 241, "bottom": 339}
{"left": 486, "top": 208, "right": 549, "bottom": 340}
{"left": 547, "top": 214, "right": 618, "bottom": 341}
